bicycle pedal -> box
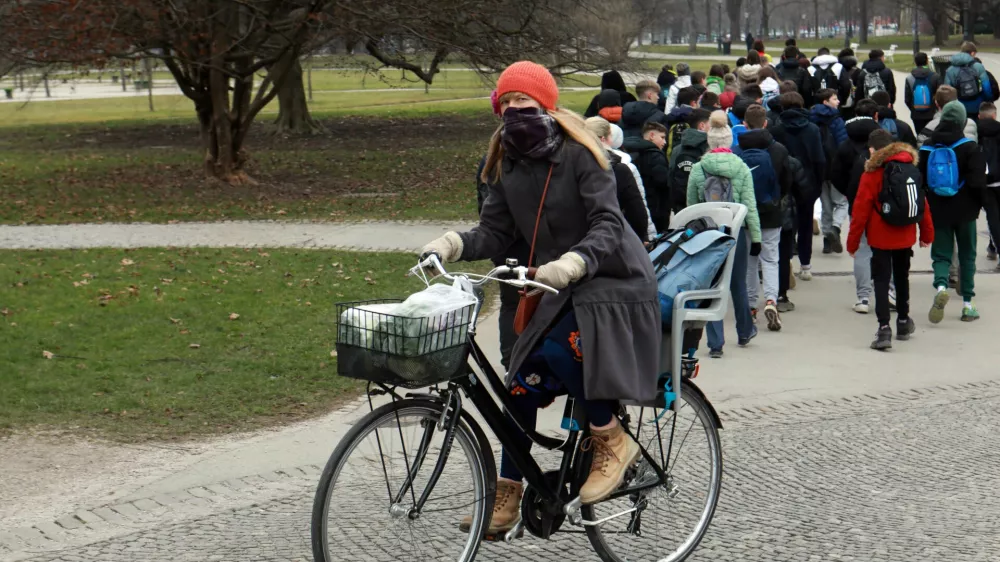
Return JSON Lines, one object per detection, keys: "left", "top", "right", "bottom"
{"left": 483, "top": 528, "right": 523, "bottom": 543}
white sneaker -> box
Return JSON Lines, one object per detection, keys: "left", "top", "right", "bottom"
{"left": 796, "top": 269, "right": 813, "bottom": 281}
{"left": 854, "top": 300, "right": 870, "bottom": 314}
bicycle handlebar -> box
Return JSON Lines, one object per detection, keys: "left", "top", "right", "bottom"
{"left": 411, "top": 254, "right": 559, "bottom": 295}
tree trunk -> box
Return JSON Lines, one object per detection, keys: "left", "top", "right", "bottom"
{"left": 814, "top": 0, "right": 820, "bottom": 39}
{"left": 928, "top": 7, "right": 949, "bottom": 46}
{"left": 688, "top": 0, "right": 699, "bottom": 52}
{"left": 760, "top": 0, "right": 769, "bottom": 38}
{"left": 727, "top": 0, "right": 741, "bottom": 47}
{"left": 859, "top": 0, "right": 868, "bottom": 43}
{"left": 993, "top": 6, "right": 1000, "bottom": 39}
{"left": 705, "top": 1, "right": 712, "bottom": 44}
{"left": 275, "top": 59, "right": 323, "bottom": 134}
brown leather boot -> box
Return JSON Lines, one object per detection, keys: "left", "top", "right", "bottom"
{"left": 579, "top": 423, "right": 641, "bottom": 505}
{"left": 459, "top": 480, "right": 522, "bottom": 534}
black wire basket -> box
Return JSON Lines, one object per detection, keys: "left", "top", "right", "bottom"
{"left": 335, "top": 299, "right": 475, "bottom": 388}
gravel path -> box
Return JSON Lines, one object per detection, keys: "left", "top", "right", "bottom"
{"left": 0, "top": 221, "right": 476, "bottom": 251}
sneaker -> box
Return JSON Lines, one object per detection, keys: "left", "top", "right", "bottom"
{"left": 870, "top": 325, "right": 893, "bottom": 351}
{"left": 896, "top": 317, "right": 915, "bottom": 340}
{"left": 888, "top": 287, "right": 897, "bottom": 311}
{"left": 962, "top": 302, "right": 980, "bottom": 322}
{"left": 827, "top": 227, "right": 844, "bottom": 253}
{"left": 579, "top": 423, "right": 641, "bottom": 505}
{"left": 853, "top": 299, "right": 870, "bottom": 314}
{"left": 813, "top": 218, "right": 820, "bottom": 235}
{"left": 928, "top": 288, "right": 949, "bottom": 324}
{"left": 764, "top": 301, "right": 781, "bottom": 332}
{"left": 822, "top": 237, "right": 832, "bottom": 254}
{"left": 709, "top": 349, "right": 724, "bottom": 359}
{"left": 750, "top": 308, "right": 759, "bottom": 324}
{"left": 777, "top": 296, "right": 796, "bottom": 313}
{"left": 460, "top": 480, "right": 522, "bottom": 533}
{"left": 738, "top": 325, "right": 758, "bottom": 347}
{"left": 796, "top": 268, "right": 813, "bottom": 281}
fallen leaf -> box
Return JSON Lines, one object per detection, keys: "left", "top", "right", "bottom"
{"left": 169, "top": 317, "right": 181, "bottom": 324}
{"left": 330, "top": 350, "right": 338, "bottom": 357}
{"left": 229, "top": 313, "right": 240, "bottom": 320}
{"left": 179, "top": 329, "right": 190, "bottom": 335}
{"left": 121, "top": 258, "right": 134, "bottom": 266}
{"left": 189, "top": 343, "right": 201, "bottom": 349}
{"left": 42, "top": 350, "right": 54, "bottom": 359}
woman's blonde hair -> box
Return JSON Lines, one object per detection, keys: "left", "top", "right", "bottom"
{"left": 481, "top": 92, "right": 609, "bottom": 183}
{"left": 584, "top": 116, "right": 611, "bottom": 141}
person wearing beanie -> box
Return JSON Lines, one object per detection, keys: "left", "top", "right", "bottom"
{"left": 724, "top": 73, "right": 739, "bottom": 93}
{"left": 919, "top": 99, "right": 988, "bottom": 323}
{"left": 423, "top": 60, "right": 659, "bottom": 531}
{"left": 664, "top": 62, "right": 693, "bottom": 113}
{"left": 686, "top": 110, "right": 761, "bottom": 355}
{"left": 720, "top": 90, "right": 738, "bottom": 110}
{"left": 586, "top": 116, "right": 655, "bottom": 240}
{"left": 736, "top": 62, "right": 762, "bottom": 91}
{"left": 584, "top": 70, "right": 637, "bottom": 117}
{"left": 595, "top": 89, "right": 623, "bottom": 123}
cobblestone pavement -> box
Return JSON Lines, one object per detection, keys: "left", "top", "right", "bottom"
{"left": 19, "top": 381, "right": 1000, "bottom": 562}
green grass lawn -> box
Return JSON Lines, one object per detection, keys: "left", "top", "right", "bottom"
{"left": 636, "top": 34, "right": 1000, "bottom": 56}
{"left": 0, "top": 248, "right": 492, "bottom": 439}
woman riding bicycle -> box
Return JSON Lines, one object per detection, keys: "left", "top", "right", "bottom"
{"left": 422, "top": 61, "right": 661, "bottom": 534}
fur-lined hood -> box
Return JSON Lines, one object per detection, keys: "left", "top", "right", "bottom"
{"left": 865, "top": 142, "right": 919, "bottom": 172}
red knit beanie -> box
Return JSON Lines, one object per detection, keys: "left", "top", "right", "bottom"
{"left": 496, "top": 61, "right": 559, "bottom": 111}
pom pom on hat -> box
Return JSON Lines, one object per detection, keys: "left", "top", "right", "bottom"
{"left": 609, "top": 124, "right": 625, "bottom": 150}
{"left": 496, "top": 61, "right": 559, "bottom": 111}
{"left": 707, "top": 110, "right": 733, "bottom": 149}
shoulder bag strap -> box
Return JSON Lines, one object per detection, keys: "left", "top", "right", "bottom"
{"left": 526, "top": 164, "right": 555, "bottom": 268}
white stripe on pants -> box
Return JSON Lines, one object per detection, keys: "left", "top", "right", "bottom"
{"left": 747, "top": 227, "right": 781, "bottom": 306}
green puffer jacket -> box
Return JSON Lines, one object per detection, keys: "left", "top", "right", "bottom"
{"left": 685, "top": 149, "right": 762, "bottom": 242}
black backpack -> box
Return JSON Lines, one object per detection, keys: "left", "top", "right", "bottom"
{"left": 813, "top": 66, "right": 836, "bottom": 91}
{"left": 668, "top": 144, "right": 703, "bottom": 212}
{"left": 955, "top": 65, "right": 982, "bottom": 101}
{"left": 817, "top": 123, "right": 839, "bottom": 176}
{"left": 779, "top": 66, "right": 806, "bottom": 95}
{"left": 982, "top": 135, "right": 1000, "bottom": 184}
{"left": 878, "top": 162, "right": 925, "bottom": 226}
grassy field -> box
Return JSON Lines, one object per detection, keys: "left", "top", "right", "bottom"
{"left": 638, "top": 33, "right": 1000, "bottom": 56}
{"left": 0, "top": 248, "right": 493, "bottom": 439}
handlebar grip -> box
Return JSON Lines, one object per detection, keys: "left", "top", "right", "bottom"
{"left": 526, "top": 267, "right": 537, "bottom": 280}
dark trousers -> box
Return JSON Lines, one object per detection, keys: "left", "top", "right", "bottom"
{"left": 498, "top": 283, "right": 521, "bottom": 369}
{"left": 983, "top": 187, "right": 1000, "bottom": 252}
{"left": 912, "top": 118, "right": 932, "bottom": 136}
{"left": 499, "top": 311, "right": 614, "bottom": 481}
{"left": 871, "top": 248, "right": 912, "bottom": 326}
{"left": 797, "top": 193, "right": 819, "bottom": 267}
{"left": 931, "top": 220, "right": 978, "bottom": 299}
{"left": 779, "top": 228, "right": 795, "bottom": 298}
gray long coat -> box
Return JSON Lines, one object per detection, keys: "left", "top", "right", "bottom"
{"left": 459, "top": 140, "right": 661, "bottom": 403}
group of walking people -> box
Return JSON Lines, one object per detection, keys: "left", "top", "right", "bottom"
{"left": 415, "top": 39, "right": 1000, "bottom": 535}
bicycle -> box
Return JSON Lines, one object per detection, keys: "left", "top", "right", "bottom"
{"left": 311, "top": 255, "right": 724, "bottom": 562}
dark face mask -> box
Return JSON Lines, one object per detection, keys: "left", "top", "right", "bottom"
{"left": 501, "top": 106, "right": 562, "bottom": 160}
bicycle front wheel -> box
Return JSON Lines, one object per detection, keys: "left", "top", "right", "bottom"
{"left": 584, "top": 381, "right": 723, "bottom": 562}
{"left": 311, "top": 398, "right": 496, "bottom": 562}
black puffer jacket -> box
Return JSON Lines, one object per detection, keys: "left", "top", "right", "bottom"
{"left": 735, "top": 129, "right": 793, "bottom": 229}
{"left": 776, "top": 58, "right": 815, "bottom": 106}
{"left": 585, "top": 71, "right": 638, "bottom": 117}
{"left": 622, "top": 136, "right": 671, "bottom": 231}
{"left": 833, "top": 116, "right": 880, "bottom": 196}
{"left": 609, "top": 152, "right": 651, "bottom": 241}
{"left": 769, "top": 108, "right": 826, "bottom": 194}
{"left": 854, "top": 59, "right": 896, "bottom": 104}
{"left": 621, "top": 101, "right": 670, "bottom": 139}
{"left": 920, "top": 123, "right": 987, "bottom": 225}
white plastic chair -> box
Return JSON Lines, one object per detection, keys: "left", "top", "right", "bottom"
{"left": 661, "top": 202, "right": 748, "bottom": 410}
{"left": 931, "top": 47, "right": 940, "bottom": 57}
{"left": 851, "top": 42, "right": 860, "bottom": 51}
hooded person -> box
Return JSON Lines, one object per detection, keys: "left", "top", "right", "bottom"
{"left": 686, "top": 110, "right": 761, "bottom": 354}
{"left": 832, "top": 99, "right": 881, "bottom": 208}
{"left": 854, "top": 49, "right": 896, "bottom": 105}
{"left": 943, "top": 42, "right": 994, "bottom": 120}
{"left": 656, "top": 63, "right": 677, "bottom": 92}
{"left": 838, "top": 48, "right": 861, "bottom": 120}
{"left": 594, "top": 89, "right": 623, "bottom": 123}
{"left": 423, "top": 61, "right": 660, "bottom": 533}
{"left": 777, "top": 46, "right": 815, "bottom": 106}
{"left": 905, "top": 52, "right": 943, "bottom": 133}
{"left": 584, "top": 70, "right": 638, "bottom": 117}
{"left": 809, "top": 53, "right": 846, "bottom": 93}
{"left": 919, "top": 100, "right": 988, "bottom": 322}
{"left": 664, "top": 63, "right": 693, "bottom": 113}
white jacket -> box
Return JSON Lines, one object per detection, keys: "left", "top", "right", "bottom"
{"left": 611, "top": 148, "right": 657, "bottom": 240}
{"left": 664, "top": 75, "right": 692, "bottom": 114}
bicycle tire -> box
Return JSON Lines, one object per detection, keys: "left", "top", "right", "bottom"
{"left": 583, "top": 380, "right": 723, "bottom": 562}
{"left": 311, "top": 398, "right": 496, "bottom": 562}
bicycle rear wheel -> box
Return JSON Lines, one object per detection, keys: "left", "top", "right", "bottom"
{"left": 584, "top": 381, "right": 722, "bottom": 562}
{"left": 311, "top": 398, "right": 495, "bottom": 562}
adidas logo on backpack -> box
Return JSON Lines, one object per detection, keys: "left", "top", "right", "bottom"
{"left": 879, "top": 166, "right": 923, "bottom": 226}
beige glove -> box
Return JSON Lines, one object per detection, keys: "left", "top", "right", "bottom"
{"left": 421, "top": 232, "right": 464, "bottom": 264}
{"left": 534, "top": 252, "right": 587, "bottom": 290}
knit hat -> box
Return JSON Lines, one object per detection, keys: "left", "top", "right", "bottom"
{"left": 719, "top": 91, "right": 737, "bottom": 110}
{"left": 496, "top": 61, "right": 559, "bottom": 111}
{"left": 706, "top": 111, "right": 733, "bottom": 149}
{"left": 609, "top": 124, "right": 625, "bottom": 149}
{"left": 940, "top": 100, "right": 967, "bottom": 126}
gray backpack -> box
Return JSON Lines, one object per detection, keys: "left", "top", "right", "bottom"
{"left": 702, "top": 173, "right": 734, "bottom": 203}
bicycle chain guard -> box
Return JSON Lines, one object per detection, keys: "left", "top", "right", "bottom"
{"left": 520, "top": 471, "right": 571, "bottom": 539}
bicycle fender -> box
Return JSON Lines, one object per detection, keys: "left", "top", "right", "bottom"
{"left": 683, "top": 380, "right": 723, "bottom": 430}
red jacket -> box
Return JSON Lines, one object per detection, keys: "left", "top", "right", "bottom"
{"left": 846, "top": 143, "right": 934, "bottom": 254}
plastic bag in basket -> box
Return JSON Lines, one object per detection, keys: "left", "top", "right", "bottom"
{"left": 338, "top": 303, "right": 400, "bottom": 350}
{"left": 395, "top": 281, "right": 478, "bottom": 355}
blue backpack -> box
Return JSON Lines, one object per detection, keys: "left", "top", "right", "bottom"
{"left": 912, "top": 77, "right": 932, "bottom": 111}
{"left": 648, "top": 218, "right": 736, "bottom": 326}
{"left": 737, "top": 147, "right": 781, "bottom": 209}
{"left": 730, "top": 124, "right": 748, "bottom": 148}
{"left": 880, "top": 118, "right": 899, "bottom": 139}
{"left": 920, "top": 138, "right": 973, "bottom": 196}
{"left": 727, "top": 110, "right": 741, "bottom": 127}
